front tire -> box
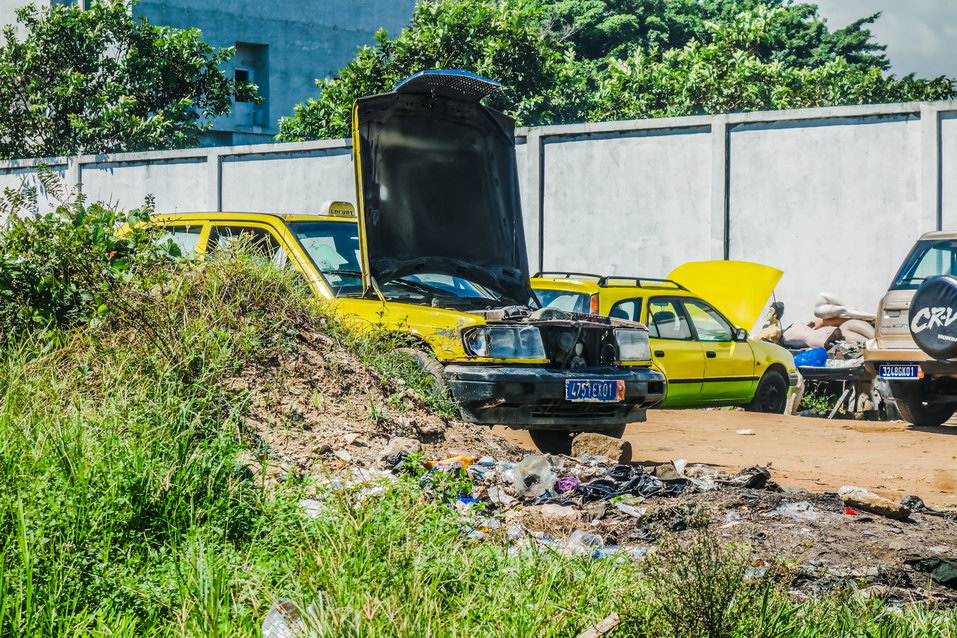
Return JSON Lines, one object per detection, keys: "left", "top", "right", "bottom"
{"left": 398, "top": 348, "right": 450, "bottom": 402}
{"left": 746, "top": 370, "right": 788, "bottom": 414}
{"left": 528, "top": 425, "right": 627, "bottom": 455}
{"left": 529, "top": 430, "right": 574, "bottom": 455}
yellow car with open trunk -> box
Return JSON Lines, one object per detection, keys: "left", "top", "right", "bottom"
{"left": 531, "top": 262, "right": 798, "bottom": 412}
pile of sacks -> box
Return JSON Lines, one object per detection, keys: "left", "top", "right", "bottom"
{"left": 782, "top": 292, "right": 875, "bottom": 350}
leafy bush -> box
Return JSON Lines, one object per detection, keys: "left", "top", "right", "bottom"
{"left": 0, "top": 168, "right": 177, "bottom": 345}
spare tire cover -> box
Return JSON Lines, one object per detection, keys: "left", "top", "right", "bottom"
{"left": 909, "top": 275, "right": 957, "bottom": 359}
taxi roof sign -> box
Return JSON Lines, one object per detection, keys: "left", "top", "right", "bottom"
{"left": 320, "top": 200, "right": 356, "bottom": 218}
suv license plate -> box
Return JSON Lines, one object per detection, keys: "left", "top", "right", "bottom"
{"left": 565, "top": 379, "right": 625, "bottom": 402}
{"left": 878, "top": 364, "right": 923, "bottom": 379}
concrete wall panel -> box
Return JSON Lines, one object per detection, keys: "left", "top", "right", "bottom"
{"left": 81, "top": 159, "right": 207, "bottom": 213}
{"left": 728, "top": 115, "right": 922, "bottom": 321}
{"left": 940, "top": 112, "right": 957, "bottom": 230}
{"left": 220, "top": 147, "right": 353, "bottom": 213}
{"left": 540, "top": 128, "right": 712, "bottom": 277}
{"left": 0, "top": 162, "right": 69, "bottom": 216}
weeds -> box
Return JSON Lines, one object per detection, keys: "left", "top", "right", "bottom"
{"left": 799, "top": 388, "right": 837, "bottom": 413}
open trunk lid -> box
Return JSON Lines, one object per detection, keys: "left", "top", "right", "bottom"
{"left": 667, "top": 260, "right": 783, "bottom": 329}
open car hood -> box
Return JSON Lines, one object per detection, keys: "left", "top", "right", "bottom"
{"left": 667, "top": 260, "right": 782, "bottom": 329}
{"left": 352, "top": 70, "right": 533, "bottom": 305}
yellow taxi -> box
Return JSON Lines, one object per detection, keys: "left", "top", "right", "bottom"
{"left": 531, "top": 261, "right": 798, "bottom": 412}
{"left": 144, "top": 70, "right": 665, "bottom": 451}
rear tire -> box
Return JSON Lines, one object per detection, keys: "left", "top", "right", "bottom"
{"left": 895, "top": 396, "right": 957, "bottom": 427}
{"left": 746, "top": 370, "right": 788, "bottom": 414}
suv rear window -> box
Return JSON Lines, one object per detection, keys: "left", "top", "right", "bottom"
{"left": 892, "top": 239, "right": 957, "bottom": 290}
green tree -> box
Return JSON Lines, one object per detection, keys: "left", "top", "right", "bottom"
{"left": 281, "top": 0, "right": 955, "bottom": 140}
{"left": 0, "top": 0, "right": 257, "bottom": 159}
{"left": 538, "top": 0, "right": 889, "bottom": 68}
{"left": 277, "top": 0, "right": 588, "bottom": 141}
{"left": 588, "top": 6, "right": 955, "bottom": 121}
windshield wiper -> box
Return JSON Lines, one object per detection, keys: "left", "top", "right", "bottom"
{"left": 321, "top": 269, "right": 362, "bottom": 277}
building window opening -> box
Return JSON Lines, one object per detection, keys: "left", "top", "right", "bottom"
{"left": 234, "top": 68, "right": 252, "bottom": 102}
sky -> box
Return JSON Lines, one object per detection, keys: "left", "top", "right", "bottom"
{"left": 813, "top": 0, "right": 957, "bottom": 78}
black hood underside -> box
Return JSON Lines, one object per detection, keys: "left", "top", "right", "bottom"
{"left": 353, "top": 88, "right": 534, "bottom": 305}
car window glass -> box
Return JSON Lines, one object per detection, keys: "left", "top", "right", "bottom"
{"left": 208, "top": 225, "right": 280, "bottom": 259}
{"left": 610, "top": 298, "right": 641, "bottom": 321}
{"left": 533, "top": 288, "right": 590, "bottom": 314}
{"left": 288, "top": 221, "right": 362, "bottom": 295}
{"left": 893, "top": 239, "right": 957, "bottom": 290}
{"left": 648, "top": 299, "right": 692, "bottom": 340}
{"left": 402, "top": 273, "right": 490, "bottom": 298}
{"left": 684, "top": 300, "right": 733, "bottom": 341}
{"left": 157, "top": 225, "right": 202, "bottom": 256}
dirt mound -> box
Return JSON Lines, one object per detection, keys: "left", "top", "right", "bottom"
{"left": 228, "top": 329, "right": 523, "bottom": 475}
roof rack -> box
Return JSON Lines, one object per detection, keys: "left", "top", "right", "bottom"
{"left": 534, "top": 271, "right": 688, "bottom": 291}
{"left": 597, "top": 276, "right": 688, "bottom": 290}
{"left": 533, "top": 271, "right": 604, "bottom": 280}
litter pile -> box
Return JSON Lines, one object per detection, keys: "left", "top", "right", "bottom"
{"left": 295, "top": 433, "right": 957, "bottom": 606}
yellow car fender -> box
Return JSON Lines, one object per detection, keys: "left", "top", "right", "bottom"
{"left": 326, "top": 297, "right": 484, "bottom": 362}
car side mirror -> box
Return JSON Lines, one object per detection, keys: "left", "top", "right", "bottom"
{"left": 734, "top": 327, "right": 749, "bottom": 341}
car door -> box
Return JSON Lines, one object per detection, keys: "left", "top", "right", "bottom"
{"left": 644, "top": 297, "right": 705, "bottom": 405}
{"left": 682, "top": 298, "right": 756, "bottom": 401}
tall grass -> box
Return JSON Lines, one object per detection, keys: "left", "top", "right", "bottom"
{"left": 0, "top": 254, "right": 955, "bottom": 636}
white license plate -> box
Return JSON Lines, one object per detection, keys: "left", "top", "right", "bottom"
{"left": 878, "top": 364, "right": 922, "bottom": 379}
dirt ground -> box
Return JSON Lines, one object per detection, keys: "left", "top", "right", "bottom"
{"left": 495, "top": 410, "right": 957, "bottom": 511}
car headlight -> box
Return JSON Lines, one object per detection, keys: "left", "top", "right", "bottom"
{"left": 615, "top": 328, "right": 651, "bottom": 362}
{"left": 465, "top": 326, "right": 546, "bottom": 360}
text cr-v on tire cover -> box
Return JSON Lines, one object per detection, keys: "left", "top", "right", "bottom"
{"left": 909, "top": 275, "right": 957, "bottom": 359}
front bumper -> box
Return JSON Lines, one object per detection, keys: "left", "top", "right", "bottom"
{"left": 443, "top": 364, "right": 666, "bottom": 429}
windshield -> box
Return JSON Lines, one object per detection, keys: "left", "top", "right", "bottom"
{"left": 892, "top": 239, "right": 957, "bottom": 290}
{"left": 533, "top": 287, "right": 591, "bottom": 314}
{"left": 288, "top": 220, "right": 497, "bottom": 302}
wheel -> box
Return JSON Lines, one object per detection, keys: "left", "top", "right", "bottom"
{"left": 398, "top": 347, "right": 450, "bottom": 401}
{"left": 746, "top": 370, "right": 788, "bottom": 414}
{"left": 895, "top": 395, "right": 957, "bottom": 426}
{"left": 528, "top": 430, "right": 574, "bottom": 455}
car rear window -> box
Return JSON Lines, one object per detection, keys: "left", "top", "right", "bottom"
{"left": 892, "top": 239, "right": 957, "bottom": 290}
{"left": 534, "top": 288, "right": 590, "bottom": 313}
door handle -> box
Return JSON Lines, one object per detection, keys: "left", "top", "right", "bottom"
{"left": 654, "top": 350, "right": 665, "bottom": 357}
{"left": 706, "top": 351, "right": 716, "bottom": 358}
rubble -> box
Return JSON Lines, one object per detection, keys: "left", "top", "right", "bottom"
{"left": 378, "top": 436, "right": 422, "bottom": 460}
{"left": 838, "top": 485, "right": 912, "bottom": 521}
{"left": 571, "top": 432, "right": 631, "bottom": 463}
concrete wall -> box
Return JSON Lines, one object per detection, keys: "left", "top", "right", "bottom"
{"left": 3, "top": 100, "right": 955, "bottom": 325}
